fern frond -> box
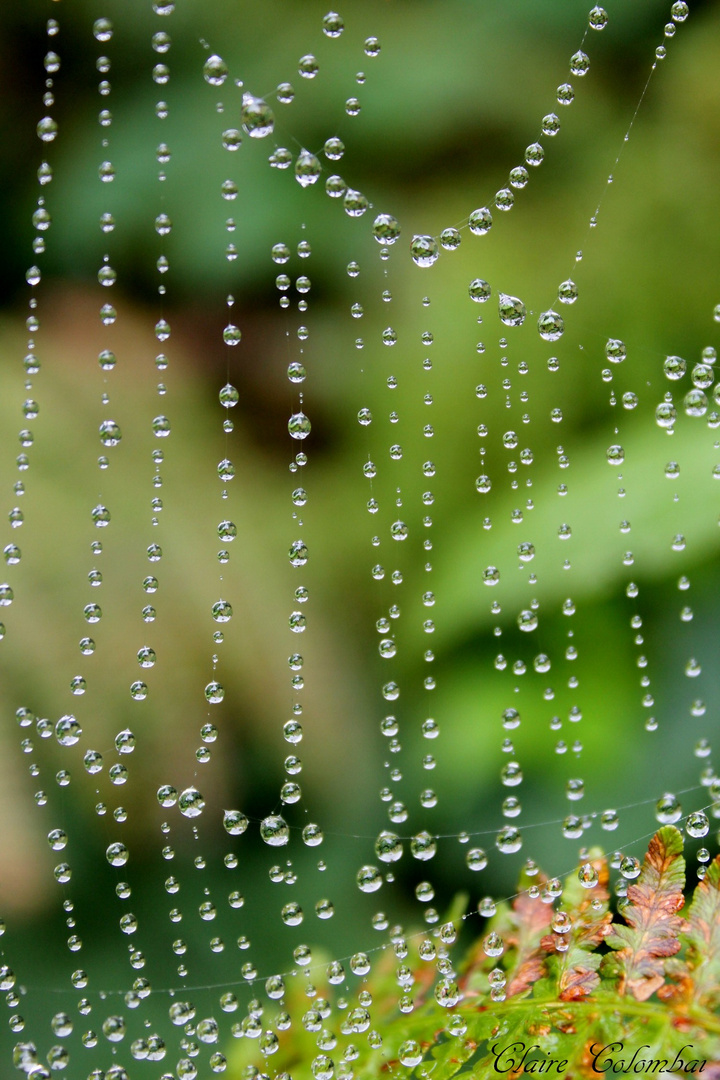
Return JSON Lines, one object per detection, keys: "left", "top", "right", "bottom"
{"left": 683, "top": 854, "right": 720, "bottom": 1008}
{"left": 604, "top": 825, "right": 686, "bottom": 1000}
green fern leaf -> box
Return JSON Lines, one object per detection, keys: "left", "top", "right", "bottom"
{"left": 683, "top": 854, "right": 720, "bottom": 1009}
{"left": 542, "top": 853, "right": 613, "bottom": 1000}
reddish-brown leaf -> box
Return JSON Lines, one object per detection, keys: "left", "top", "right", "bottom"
{"left": 504, "top": 887, "right": 553, "bottom": 998}
{"left": 605, "top": 826, "right": 686, "bottom": 1001}
{"left": 558, "top": 965, "right": 601, "bottom": 1000}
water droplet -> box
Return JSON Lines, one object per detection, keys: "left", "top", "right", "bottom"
{"left": 498, "top": 293, "right": 526, "bottom": 327}
{"left": 223, "top": 324, "right": 241, "bottom": 347}
{"left": 152, "top": 415, "right": 171, "bottom": 437}
{"left": 98, "top": 419, "right": 121, "bottom": 448}
{"left": 287, "top": 362, "right": 306, "bottom": 384}
{"left": 525, "top": 142, "right": 544, "bottom": 166}
{"left": 37, "top": 116, "right": 58, "bottom": 143}
{"left": 434, "top": 978, "right": 459, "bottom": 1008}
{"left": 223, "top": 810, "right": 248, "bottom": 835}
{"left": 203, "top": 54, "right": 228, "bottom": 86}
{"left": 483, "top": 931, "right": 504, "bottom": 957}
{"left": 106, "top": 842, "right": 129, "bottom": 868}
{"left": 605, "top": 338, "right": 626, "bottom": 363}
{"left": 606, "top": 444, "right": 625, "bottom": 466}
{"left": 178, "top": 787, "right": 205, "bottom": 818}
{"left": 410, "top": 831, "right": 436, "bottom": 860}
{"left": 589, "top": 5, "right": 608, "bottom": 29}
{"left": 558, "top": 279, "right": 578, "bottom": 304}
{"left": 542, "top": 113, "right": 560, "bottom": 137}
{"left": 220, "top": 127, "right": 241, "bottom": 153}
{"left": 411, "top": 235, "right": 439, "bottom": 268}
{"left": 557, "top": 82, "right": 575, "bottom": 105}
{"left": 538, "top": 310, "right": 564, "bottom": 341}
{"left": 466, "top": 847, "right": 488, "bottom": 870}
{"left": 298, "top": 54, "right": 319, "bottom": 79}
{"left": 496, "top": 825, "right": 522, "bottom": 853}
{"left": 440, "top": 227, "right": 461, "bottom": 250}
{"left": 56, "top": 715, "right": 82, "bottom": 746}
{"left": 656, "top": 793, "right": 682, "bottom": 824}
{"left": 468, "top": 207, "right": 493, "bottom": 235}
{"left": 656, "top": 402, "right": 677, "bottom": 429}
{"left": 260, "top": 815, "right": 289, "bottom": 846}
{"left": 343, "top": 188, "right": 368, "bottom": 216}
{"left": 295, "top": 149, "right": 322, "bottom": 187}
{"left": 692, "top": 363, "right": 714, "bottom": 389}
{"left": 241, "top": 94, "right": 274, "bottom": 138}
{"left": 390, "top": 520, "right": 408, "bottom": 540}
{"left": 205, "top": 681, "right": 224, "bottom": 703}
{"left": 372, "top": 213, "right": 401, "bottom": 245}
{"left": 157, "top": 785, "right": 177, "bottom": 807}
{"left": 323, "top": 137, "right": 344, "bottom": 163}
{"left": 620, "top": 856, "right": 641, "bottom": 880}
{"left": 570, "top": 51, "right": 590, "bottom": 78}
{"left": 288, "top": 412, "right": 311, "bottom": 439}
{"left": 322, "top": 11, "right": 344, "bottom": 37}
{"left": 684, "top": 389, "right": 708, "bottom": 417}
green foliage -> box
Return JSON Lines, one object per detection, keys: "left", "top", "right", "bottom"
{"left": 228, "top": 829, "right": 720, "bottom": 1079}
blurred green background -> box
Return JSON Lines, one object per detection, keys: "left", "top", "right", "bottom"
{"left": 0, "top": 0, "right": 719, "bottom": 1071}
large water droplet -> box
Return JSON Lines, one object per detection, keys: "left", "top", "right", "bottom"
{"left": 410, "top": 235, "right": 439, "bottom": 268}
{"left": 372, "top": 213, "right": 400, "bottom": 245}
{"left": 469, "top": 278, "right": 491, "bottom": 302}
{"left": 106, "top": 842, "right": 129, "bottom": 867}
{"left": 468, "top": 207, "right": 493, "bottom": 235}
{"left": 538, "top": 310, "right": 564, "bottom": 341}
{"left": 241, "top": 94, "right": 274, "bottom": 138}
{"left": 374, "top": 830, "right": 403, "bottom": 863}
{"left": 295, "top": 149, "right": 322, "bottom": 187}
{"left": 56, "top": 715, "right": 82, "bottom": 746}
{"left": 655, "top": 792, "right": 682, "bottom": 824}
{"left": 203, "top": 54, "right": 228, "bottom": 86}
{"left": 356, "top": 864, "right": 382, "bottom": 892}
{"left": 606, "top": 338, "right": 626, "bottom": 363}
{"left": 260, "top": 815, "right": 289, "bottom": 846}
{"left": 288, "top": 412, "right": 311, "bottom": 439}
{"left": 178, "top": 787, "right": 205, "bottom": 818}
{"left": 498, "top": 293, "right": 526, "bottom": 327}
{"left": 223, "top": 810, "right": 248, "bottom": 836}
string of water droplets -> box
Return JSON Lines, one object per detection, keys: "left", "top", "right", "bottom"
{"left": 0, "top": 5, "right": 64, "bottom": 1048}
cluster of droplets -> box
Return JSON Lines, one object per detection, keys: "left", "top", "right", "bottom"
{"left": 475, "top": 293, "right": 591, "bottom": 853}
{"left": 16, "top": 12, "right": 152, "bottom": 1051}
{"left": 471, "top": 249, "right": 606, "bottom": 849}
{"left": 0, "top": 13, "right": 66, "bottom": 1045}
{"left": 281, "top": 233, "right": 313, "bottom": 836}
{"left": 202, "top": 9, "right": 381, "bottom": 224}
{"left": 408, "top": 5, "right": 610, "bottom": 271}
{"left": 122, "top": 18, "right": 178, "bottom": 708}
{"left": 559, "top": 0, "right": 690, "bottom": 286}
{"left": 362, "top": 228, "right": 448, "bottom": 922}
{"left": 594, "top": 336, "right": 666, "bottom": 737}
{"left": 654, "top": 337, "right": 720, "bottom": 733}
{"left": 2, "top": 9, "right": 64, "bottom": 642}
